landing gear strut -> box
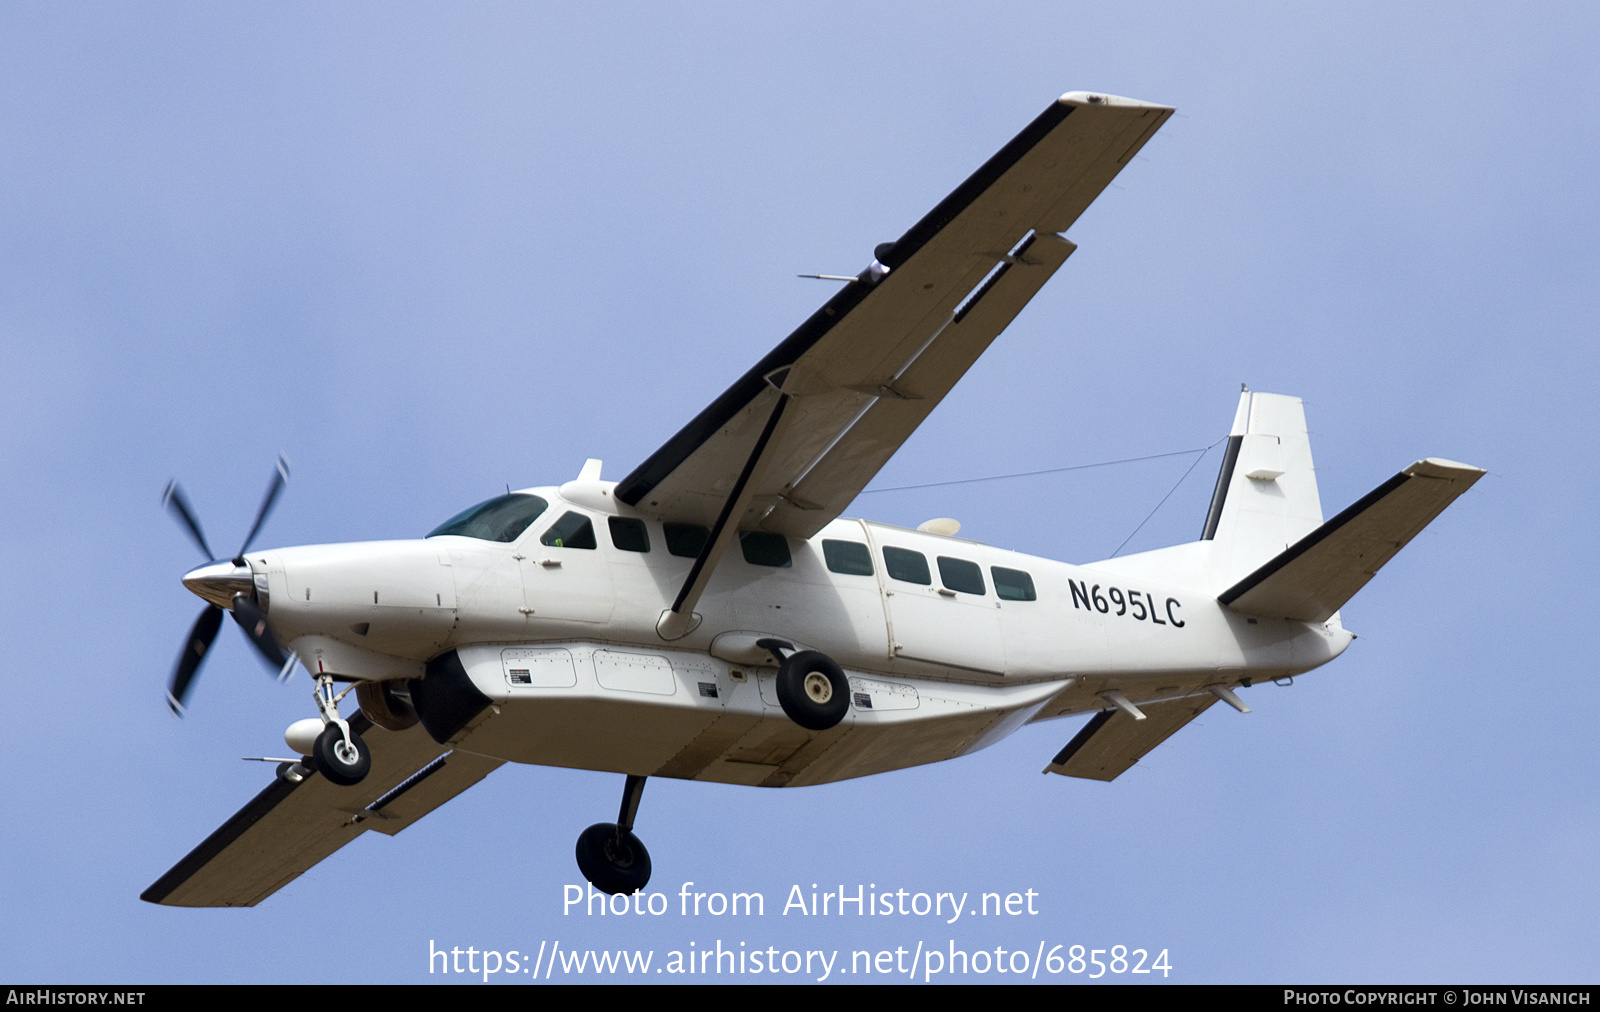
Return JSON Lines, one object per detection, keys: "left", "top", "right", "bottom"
{"left": 760, "top": 638, "right": 850, "bottom": 731}
{"left": 309, "top": 672, "right": 370, "bottom": 786}
{"left": 575, "top": 774, "right": 652, "bottom": 895}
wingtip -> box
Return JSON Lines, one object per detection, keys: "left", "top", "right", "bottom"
{"left": 1406, "top": 458, "right": 1487, "bottom": 481}
{"left": 1057, "top": 91, "right": 1174, "bottom": 112}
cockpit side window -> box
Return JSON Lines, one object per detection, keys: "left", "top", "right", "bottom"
{"left": 541, "top": 511, "right": 598, "bottom": 549}
{"left": 426, "top": 494, "right": 549, "bottom": 542}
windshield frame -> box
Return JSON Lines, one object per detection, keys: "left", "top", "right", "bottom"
{"left": 425, "top": 493, "right": 550, "bottom": 543}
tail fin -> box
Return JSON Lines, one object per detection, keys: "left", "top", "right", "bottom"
{"left": 1200, "top": 389, "right": 1324, "bottom": 587}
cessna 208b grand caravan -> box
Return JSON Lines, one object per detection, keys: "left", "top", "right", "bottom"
{"left": 144, "top": 92, "right": 1482, "bottom": 905}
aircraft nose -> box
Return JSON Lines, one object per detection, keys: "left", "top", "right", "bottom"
{"left": 182, "top": 560, "right": 254, "bottom": 609}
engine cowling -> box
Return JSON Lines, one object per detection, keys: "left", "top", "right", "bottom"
{"left": 356, "top": 680, "right": 419, "bottom": 731}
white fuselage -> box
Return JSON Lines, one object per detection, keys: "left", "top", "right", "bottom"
{"left": 239, "top": 483, "right": 1351, "bottom": 787}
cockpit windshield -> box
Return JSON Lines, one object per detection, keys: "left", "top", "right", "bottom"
{"left": 426, "top": 493, "right": 549, "bottom": 542}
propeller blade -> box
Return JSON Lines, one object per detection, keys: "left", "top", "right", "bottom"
{"left": 162, "top": 480, "right": 216, "bottom": 561}
{"left": 235, "top": 454, "right": 290, "bottom": 562}
{"left": 231, "top": 592, "right": 288, "bottom": 670}
{"left": 169, "top": 605, "right": 224, "bottom": 717}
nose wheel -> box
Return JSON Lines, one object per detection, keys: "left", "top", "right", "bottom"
{"left": 312, "top": 722, "right": 370, "bottom": 785}
{"left": 576, "top": 774, "right": 652, "bottom": 895}
{"left": 307, "top": 672, "right": 370, "bottom": 786}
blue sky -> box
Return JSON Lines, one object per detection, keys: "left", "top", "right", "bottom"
{"left": 2, "top": 3, "right": 1596, "bottom": 983}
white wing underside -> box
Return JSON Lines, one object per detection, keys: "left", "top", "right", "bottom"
{"left": 143, "top": 716, "right": 502, "bottom": 907}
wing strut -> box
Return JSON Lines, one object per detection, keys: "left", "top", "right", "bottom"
{"left": 658, "top": 393, "right": 794, "bottom": 640}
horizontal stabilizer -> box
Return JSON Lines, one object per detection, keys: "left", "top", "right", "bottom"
{"left": 1044, "top": 695, "right": 1216, "bottom": 781}
{"left": 142, "top": 715, "right": 502, "bottom": 907}
{"left": 1218, "top": 458, "right": 1485, "bottom": 622}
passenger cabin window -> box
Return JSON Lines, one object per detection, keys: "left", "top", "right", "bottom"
{"left": 883, "top": 546, "right": 931, "bottom": 585}
{"left": 541, "top": 511, "right": 597, "bottom": 549}
{"left": 608, "top": 517, "right": 650, "bottom": 553}
{"left": 822, "top": 539, "right": 873, "bottom": 576}
{"left": 992, "top": 566, "right": 1037, "bottom": 601}
{"left": 664, "top": 523, "right": 709, "bottom": 558}
{"left": 426, "top": 493, "right": 549, "bottom": 543}
{"left": 937, "top": 556, "right": 985, "bottom": 595}
{"left": 740, "top": 530, "right": 791, "bottom": 568}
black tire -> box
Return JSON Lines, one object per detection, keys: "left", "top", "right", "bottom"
{"left": 312, "top": 724, "right": 371, "bottom": 786}
{"left": 775, "top": 650, "right": 850, "bottom": 730}
{"left": 575, "top": 823, "right": 652, "bottom": 895}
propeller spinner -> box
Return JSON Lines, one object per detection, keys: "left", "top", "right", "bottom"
{"left": 162, "top": 455, "right": 294, "bottom": 716}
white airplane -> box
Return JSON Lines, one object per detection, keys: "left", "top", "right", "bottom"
{"left": 144, "top": 92, "right": 1482, "bottom": 906}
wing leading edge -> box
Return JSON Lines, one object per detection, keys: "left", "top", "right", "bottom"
{"left": 617, "top": 92, "right": 1174, "bottom": 541}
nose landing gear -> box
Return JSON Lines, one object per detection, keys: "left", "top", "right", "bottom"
{"left": 576, "top": 774, "right": 652, "bottom": 895}
{"left": 307, "top": 672, "right": 370, "bottom": 786}
{"left": 312, "top": 722, "right": 370, "bottom": 785}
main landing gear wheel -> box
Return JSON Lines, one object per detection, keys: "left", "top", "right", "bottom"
{"left": 575, "top": 823, "right": 652, "bottom": 895}
{"left": 577, "top": 773, "right": 651, "bottom": 894}
{"left": 312, "top": 723, "right": 370, "bottom": 786}
{"left": 775, "top": 650, "right": 850, "bottom": 730}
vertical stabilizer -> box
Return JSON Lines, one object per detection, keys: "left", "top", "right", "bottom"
{"left": 1200, "top": 390, "right": 1324, "bottom": 588}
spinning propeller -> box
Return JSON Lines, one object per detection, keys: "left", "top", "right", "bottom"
{"left": 162, "top": 455, "right": 294, "bottom": 716}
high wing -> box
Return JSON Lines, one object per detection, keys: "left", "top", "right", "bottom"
{"left": 142, "top": 714, "right": 502, "bottom": 907}
{"left": 616, "top": 92, "right": 1173, "bottom": 541}
{"left": 1044, "top": 695, "right": 1217, "bottom": 781}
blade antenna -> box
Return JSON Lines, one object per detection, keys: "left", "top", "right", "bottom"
{"left": 236, "top": 454, "right": 290, "bottom": 563}
{"left": 162, "top": 480, "right": 216, "bottom": 561}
